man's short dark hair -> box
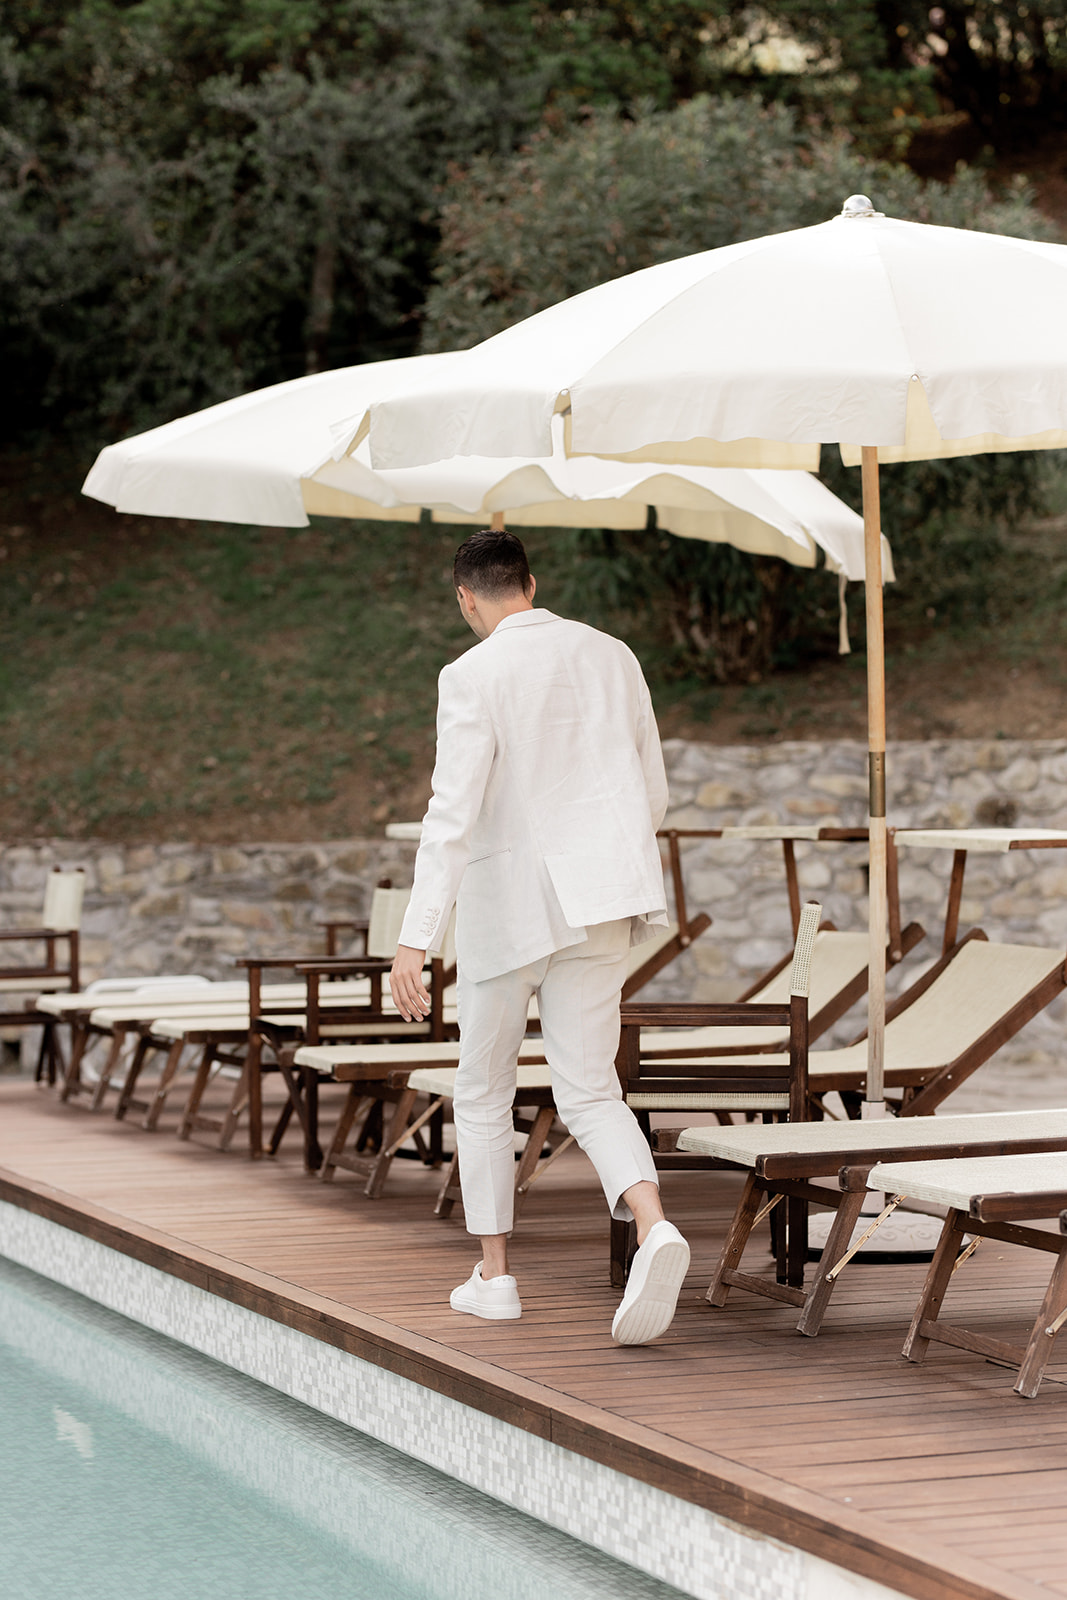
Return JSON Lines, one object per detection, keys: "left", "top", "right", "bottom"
{"left": 453, "top": 530, "right": 531, "bottom": 599}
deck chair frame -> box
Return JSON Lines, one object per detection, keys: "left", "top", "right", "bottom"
{"left": 902, "top": 1191, "right": 1067, "bottom": 1399}
{"left": 305, "top": 1048, "right": 554, "bottom": 1210}
{"left": 251, "top": 954, "right": 452, "bottom": 1169}
{"left": 684, "top": 1112, "right": 1067, "bottom": 1338}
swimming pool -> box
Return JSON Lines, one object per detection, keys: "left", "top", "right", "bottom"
{"left": 0, "top": 1254, "right": 688, "bottom": 1600}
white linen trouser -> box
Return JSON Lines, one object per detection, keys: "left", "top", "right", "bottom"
{"left": 453, "top": 918, "right": 658, "bottom": 1237}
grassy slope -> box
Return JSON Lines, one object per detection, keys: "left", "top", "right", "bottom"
{"left": 2, "top": 453, "right": 1067, "bottom": 844}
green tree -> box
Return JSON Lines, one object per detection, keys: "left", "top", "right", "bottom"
{"left": 0, "top": 1, "right": 550, "bottom": 441}
{"left": 421, "top": 94, "right": 1055, "bottom": 350}
{"left": 733, "top": 3, "right": 1067, "bottom": 157}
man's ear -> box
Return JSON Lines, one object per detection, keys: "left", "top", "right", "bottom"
{"left": 525, "top": 574, "right": 536, "bottom": 601}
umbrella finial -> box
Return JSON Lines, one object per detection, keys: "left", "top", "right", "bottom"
{"left": 839, "top": 195, "right": 884, "bottom": 219}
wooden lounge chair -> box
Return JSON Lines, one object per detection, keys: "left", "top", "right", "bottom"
{"left": 119, "top": 978, "right": 379, "bottom": 1133}
{"left": 72, "top": 981, "right": 361, "bottom": 1122}
{"left": 0, "top": 866, "right": 85, "bottom": 1081}
{"left": 244, "top": 888, "right": 460, "bottom": 1168}
{"left": 888, "top": 825, "right": 1067, "bottom": 960}
{"left": 627, "top": 829, "right": 713, "bottom": 998}
{"left": 660, "top": 930, "right": 1066, "bottom": 1120}
{"left": 295, "top": 1041, "right": 553, "bottom": 1207}
{"left": 612, "top": 901, "right": 822, "bottom": 1287}
{"left": 868, "top": 1151, "right": 1067, "bottom": 1397}
{"left": 676, "top": 1107, "right": 1067, "bottom": 1338}
{"left": 40, "top": 976, "right": 211, "bottom": 1098}
{"left": 55, "top": 980, "right": 247, "bottom": 1105}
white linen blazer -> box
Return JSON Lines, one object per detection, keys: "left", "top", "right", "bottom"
{"left": 399, "top": 609, "right": 669, "bottom": 984}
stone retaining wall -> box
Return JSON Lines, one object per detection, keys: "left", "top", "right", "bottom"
{"left": 3, "top": 736, "right": 1066, "bottom": 1106}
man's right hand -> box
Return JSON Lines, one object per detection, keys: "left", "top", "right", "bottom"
{"left": 390, "top": 944, "right": 432, "bottom": 1021}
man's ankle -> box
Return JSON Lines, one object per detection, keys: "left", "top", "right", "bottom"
{"left": 480, "top": 1235, "right": 510, "bottom": 1280}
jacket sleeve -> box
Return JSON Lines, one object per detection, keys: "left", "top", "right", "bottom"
{"left": 635, "top": 666, "right": 669, "bottom": 832}
{"left": 398, "top": 659, "right": 496, "bottom": 953}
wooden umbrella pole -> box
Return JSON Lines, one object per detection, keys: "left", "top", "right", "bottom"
{"left": 490, "top": 510, "right": 506, "bottom": 531}
{"left": 861, "top": 445, "right": 887, "bottom": 1110}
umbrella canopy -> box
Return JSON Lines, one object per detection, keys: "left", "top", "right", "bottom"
{"left": 83, "top": 357, "right": 886, "bottom": 582}
{"left": 363, "top": 201, "right": 1067, "bottom": 473}
{"left": 83, "top": 356, "right": 456, "bottom": 527}
{"left": 360, "top": 198, "right": 1067, "bottom": 1106}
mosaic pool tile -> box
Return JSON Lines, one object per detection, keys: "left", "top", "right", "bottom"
{"left": 0, "top": 1199, "right": 906, "bottom": 1600}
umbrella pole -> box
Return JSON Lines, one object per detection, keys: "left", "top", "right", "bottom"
{"left": 861, "top": 445, "right": 887, "bottom": 1112}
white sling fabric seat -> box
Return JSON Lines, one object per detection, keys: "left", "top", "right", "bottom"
{"left": 294, "top": 1040, "right": 546, "bottom": 1077}
{"left": 405, "top": 1061, "right": 553, "bottom": 1098}
{"left": 35, "top": 978, "right": 214, "bottom": 1017}
{"left": 869, "top": 1151, "right": 1067, "bottom": 1210}
{"left": 677, "top": 1107, "right": 1067, "bottom": 1166}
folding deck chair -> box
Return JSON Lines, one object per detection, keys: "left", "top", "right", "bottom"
{"left": 64, "top": 981, "right": 344, "bottom": 1122}
{"left": 869, "top": 1151, "right": 1067, "bottom": 1397}
{"left": 0, "top": 867, "right": 85, "bottom": 1081}
{"left": 624, "top": 829, "right": 713, "bottom": 998}
{"left": 245, "top": 888, "right": 459, "bottom": 1168}
{"left": 888, "top": 826, "right": 1067, "bottom": 960}
{"left": 308, "top": 850, "right": 918, "bottom": 1219}
{"left": 676, "top": 1107, "right": 1067, "bottom": 1338}
{"left": 611, "top": 901, "right": 823, "bottom": 1287}
{"left": 39, "top": 976, "right": 210, "bottom": 1098}
{"left": 659, "top": 930, "right": 1066, "bottom": 1129}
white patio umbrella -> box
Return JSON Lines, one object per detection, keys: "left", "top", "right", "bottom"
{"left": 360, "top": 197, "right": 1067, "bottom": 1109}
{"left": 83, "top": 354, "right": 886, "bottom": 593}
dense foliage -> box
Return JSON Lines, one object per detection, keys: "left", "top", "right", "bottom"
{"left": 2, "top": 2, "right": 1064, "bottom": 684}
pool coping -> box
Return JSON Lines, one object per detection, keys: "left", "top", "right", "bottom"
{"left": 0, "top": 1163, "right": 1041, "bottom": 1600}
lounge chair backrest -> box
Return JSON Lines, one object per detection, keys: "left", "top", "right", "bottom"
{"left": 746, "top": 929, "right": 869, "bottom": 1010}
{"left": 365, "top": 889, "right": 457, "bottom": 966}
{"left": 42, "top": 867, "right": 85, "bottom": 931}
{"left": 366, "top": 887, "right": 412, "bottom": 958}
{"left": 883, "top": 940, "right": 1066, "bottom": 1072}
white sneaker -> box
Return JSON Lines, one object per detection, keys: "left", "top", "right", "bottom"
{"left": 611, "top": 1221, "right": 690, "bottom": 1345}
{"left": 450, "top": 1262, "right": 522, "bottom": 1321}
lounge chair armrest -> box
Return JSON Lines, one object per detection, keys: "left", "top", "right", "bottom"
{"left": 621, "top": 1001, "right": 791, "bottom": 1029}
{"left": 295, "top": 958, "right": 394, "bottom": 975}
{"left": 0, "top": 927, "right": 75, "bottom": 941}
{"left": 234, "top": 955, "right": 309, "bottom": 970}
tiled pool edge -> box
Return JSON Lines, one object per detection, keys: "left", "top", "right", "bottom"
{"left": 0, "top": 1185, "right": 917, "bottom": 1600}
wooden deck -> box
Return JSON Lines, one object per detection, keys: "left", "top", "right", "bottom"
{"left": 2, "top": 1076, "right": 1066, "bottom": 1600}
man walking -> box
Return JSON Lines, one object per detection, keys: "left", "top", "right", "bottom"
{"left": 390, "top": 530, "right": 689, "bottom": 1345}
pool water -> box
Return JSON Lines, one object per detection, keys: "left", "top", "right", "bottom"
{"left": 0, "top": 1255, "right": 688, "bottom": 1600}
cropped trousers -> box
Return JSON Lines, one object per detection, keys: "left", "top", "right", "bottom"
{"left": 453, "top": 918, "right": 658, "bottom": 1237}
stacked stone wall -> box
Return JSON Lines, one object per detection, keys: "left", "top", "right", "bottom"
{"left": 3, "top": 737, "right": 1066, "bottom": 1107}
